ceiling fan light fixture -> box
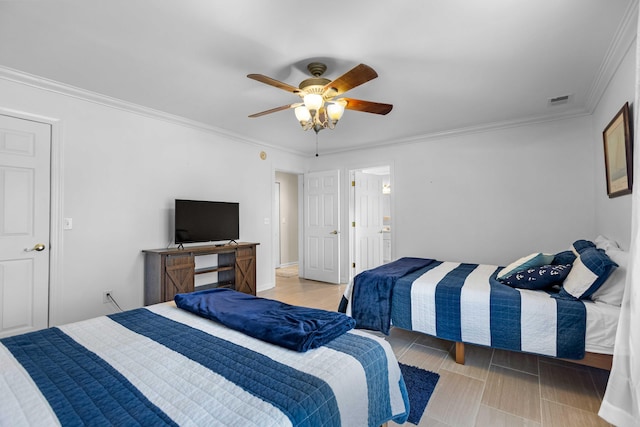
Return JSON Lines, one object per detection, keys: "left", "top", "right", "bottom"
{"left": 295, "top": 106, "right": 312, "bottom": 126}
{"left": 303, "top": 93, "right": 323, "bottom": 113}
{"left": 326, "top": 102, "right": 345, "bottom": 123}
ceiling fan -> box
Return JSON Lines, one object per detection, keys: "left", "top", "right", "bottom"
{"left": 247, "top": 62, "right": 393, "bottom": 134}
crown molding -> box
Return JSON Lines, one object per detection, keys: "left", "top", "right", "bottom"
{"left": 584, "top": 0, "right": 638, "bottom": 112}
{"left": 0, "top": 62, "right": 617, "bottom": 160}
{"left": 316, "top": 109, "right": 593, "bottom": 157}
{"left": 0, "top": 66, "right": 307, "bottom": 157}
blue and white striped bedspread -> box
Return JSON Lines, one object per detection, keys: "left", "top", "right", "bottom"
{"left": 391, "top": 261, "right": 586, "bottom": 359}
{"left": 0, "top": 303, "right": 409, "bottom": 427}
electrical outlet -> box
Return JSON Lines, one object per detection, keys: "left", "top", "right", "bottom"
{"left": 103, "top": 290, "right": 112, "bottom": 304}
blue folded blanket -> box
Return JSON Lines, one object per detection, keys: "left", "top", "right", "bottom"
{"left": 174, "top": 288, "right": 356, "bottom": 352}
{"left": 352, "top": 257, "right": 434, "bottom": 334}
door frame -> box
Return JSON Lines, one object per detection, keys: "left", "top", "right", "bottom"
{"left": 0, "top": 107, "right": 63, "bottom": 328}
{"left": 274, "top": 181, "right": 281, "bottom": 268}
{"left": 271, "top": 167, "right": 304, "bottom": 285}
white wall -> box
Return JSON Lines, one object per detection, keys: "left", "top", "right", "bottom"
{"left": 593, "top": 38, "right": 636, "bottom": 250}
{"left": 308, "top": 115, "right": 599, "bottom": 282}
{"left": 0, "top": 77, "right": 305, "bottom": 325}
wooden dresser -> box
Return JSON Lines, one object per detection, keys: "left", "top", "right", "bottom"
{"left": 143, "top": 242, "right": 258, "bottom": 305}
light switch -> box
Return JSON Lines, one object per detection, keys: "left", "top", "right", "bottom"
{"left": 63, "top": 218, "right": 73, "bottom": 229}
{"left": 264, "top": 217, "right": 270, "bottom": 225}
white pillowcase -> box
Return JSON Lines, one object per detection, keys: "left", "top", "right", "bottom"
{"left": 594, "top": 235, "right": 620, "bottom": 252}
{"left": 590, "top": 247, "right": 627, "bottom": 306}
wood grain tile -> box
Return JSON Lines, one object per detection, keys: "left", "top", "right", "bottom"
{"left": 399, "top": 343, "right": 448, "bottom": 373}
{"left": 425, "top": 370, "right": 485, "bottom": 426}
{"left": 537, "top": 355, "right": 592, "bottom": 372}
{"left": 440, "top": 343, "right": 493, "bottom": 381}
{"left": 491, "top": 348, "right": 539, "bottom": 375}
{"left": 589, "top": 368, "right": 611, "bottom": 401}
{"left": 415, "top": 415, "right": 451, "bottom": 426}
{"left": 413, "top": 332, "right": 455, "bottom": 353}
{"left": 539, "top": 361, "right": 602, "bottom": 413}
{"left": 541, "top": 400, "right": 613, "bottom": 427}
{"left": 386, "top": 327, "right": 420, "bottom": 358}
{"left": 389, "top": 414, "right": 450, "bottom": 427}
{"left": 475, "top": 404, "right": 541, "bottom": 427}
{"left": 481, "top": 365, "right": 541, "bottom": 422}
{"left": 259, "top": 276, "right": 345, "bottom": 311}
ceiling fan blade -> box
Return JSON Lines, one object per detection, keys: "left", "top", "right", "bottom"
{"left": 341, "top": 98, "right": 393, "bottom": 115}
{"left": 323, "top": 64, "right": 378, "bottom": 96}
{"left": 248, "top": 103, "right": 299, "bottom": 118}
{"left": 247, "top": 74, "right": 300, "bottom": 93}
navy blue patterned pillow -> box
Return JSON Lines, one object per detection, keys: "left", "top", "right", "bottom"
{"left": 572, "top": 239, "right": 596, "bottom": 255}
{"left": 552, "top": 250, "right": 576, "bottom": 265}
{"left": 500, "top": 264, "right": 572, "bottom": 290}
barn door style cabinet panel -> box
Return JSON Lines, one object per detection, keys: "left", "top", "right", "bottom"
{"left": 143, "top": 242, "right": 259, "bottom": 305}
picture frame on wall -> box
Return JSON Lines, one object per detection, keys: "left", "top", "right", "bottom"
{"left": 603, "top": 102, "right": 633, "bottom": 198}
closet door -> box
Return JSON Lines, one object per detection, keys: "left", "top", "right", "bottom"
{"left": 0, "top": 115, "right": 51, "bottom": 338}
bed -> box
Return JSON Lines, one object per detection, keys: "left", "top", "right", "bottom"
{"left": 0, "top": 290, "right": 410, "bottom": 426}
{"left": 341, "top": 237, "right": 625, "bottom": 371}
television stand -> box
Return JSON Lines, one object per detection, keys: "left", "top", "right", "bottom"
{"left": 142, "top": 242, "right": 259, "bottom": 305}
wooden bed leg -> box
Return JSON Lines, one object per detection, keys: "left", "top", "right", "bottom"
{"left": 455, "top": 342, "right": 465, "bottom": 365}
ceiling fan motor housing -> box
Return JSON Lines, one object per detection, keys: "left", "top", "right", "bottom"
{"left": 299, "top": 77, "right": 331, "bottom": 94}
{"left": 299, "top": 62, "right": 335, "bottom": 97}
{"left": 307, "top": 62, "right": 327, "bottom": 77}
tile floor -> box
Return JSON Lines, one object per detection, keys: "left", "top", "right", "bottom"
{"left": 259, "top": 270, "right": 613, "bottom": 427}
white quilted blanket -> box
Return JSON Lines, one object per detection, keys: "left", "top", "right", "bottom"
{"left": 0, "top": 303, "right": 409, "bottom": 426}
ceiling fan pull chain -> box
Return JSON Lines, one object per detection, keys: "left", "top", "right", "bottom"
{"left": 315, "top": 133, "right": 319, "bottom": 157}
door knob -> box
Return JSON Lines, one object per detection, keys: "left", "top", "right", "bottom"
{"left": 25, "top": 243, "right": 46, "bottom": 252}
{"left": 329, "top": 230, "right": 339, "bottom": 235}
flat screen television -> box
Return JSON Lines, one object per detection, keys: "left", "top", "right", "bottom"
{"left": 174, "top": 199, "right": 239, "bottom": 245}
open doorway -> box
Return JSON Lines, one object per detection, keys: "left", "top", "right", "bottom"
{"left": 274, "top": 171, "right": 301, "bottom": 279}
{"left": 349, "top": 165, "right": 392, "bottom": 282}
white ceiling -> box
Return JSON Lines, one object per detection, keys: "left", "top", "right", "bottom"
{"left": 0, "top": 0, "right": 637, "bottom": 156}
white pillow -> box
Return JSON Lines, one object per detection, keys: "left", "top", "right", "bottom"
{"left": 497, "top": 253, "right": 555, "bottom": 279}
{"left": 590, "top": 248, "right": 627, "bottom": 306}
{"left": 594, "top": 235, "right": 620, "bottom": 252}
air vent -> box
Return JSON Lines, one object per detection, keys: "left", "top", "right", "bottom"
{"left": 548, "top": 94, "right": 572, "bottom": 106}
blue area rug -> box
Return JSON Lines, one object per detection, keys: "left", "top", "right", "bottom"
{"left": 399, "top": 363, "right": 440, "bottom": 424}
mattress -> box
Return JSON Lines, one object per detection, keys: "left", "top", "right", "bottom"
{"left": 392, "top": 261, "right": 587, "bottom": 358}
{"left": 0, "top": 302, "right": 409, "bottom": 426}
{"left": 584, "top": 300, "right": 620, "bottom": 354}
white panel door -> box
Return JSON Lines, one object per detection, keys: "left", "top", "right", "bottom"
{"left": 304, "top": 170, "right": 340, "bottom": 283}
{"left": 354, "top": 171, "right": 384, "bottom": 275}
{"left": 0, "top": 115, "right": 51, "bottom": 338}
